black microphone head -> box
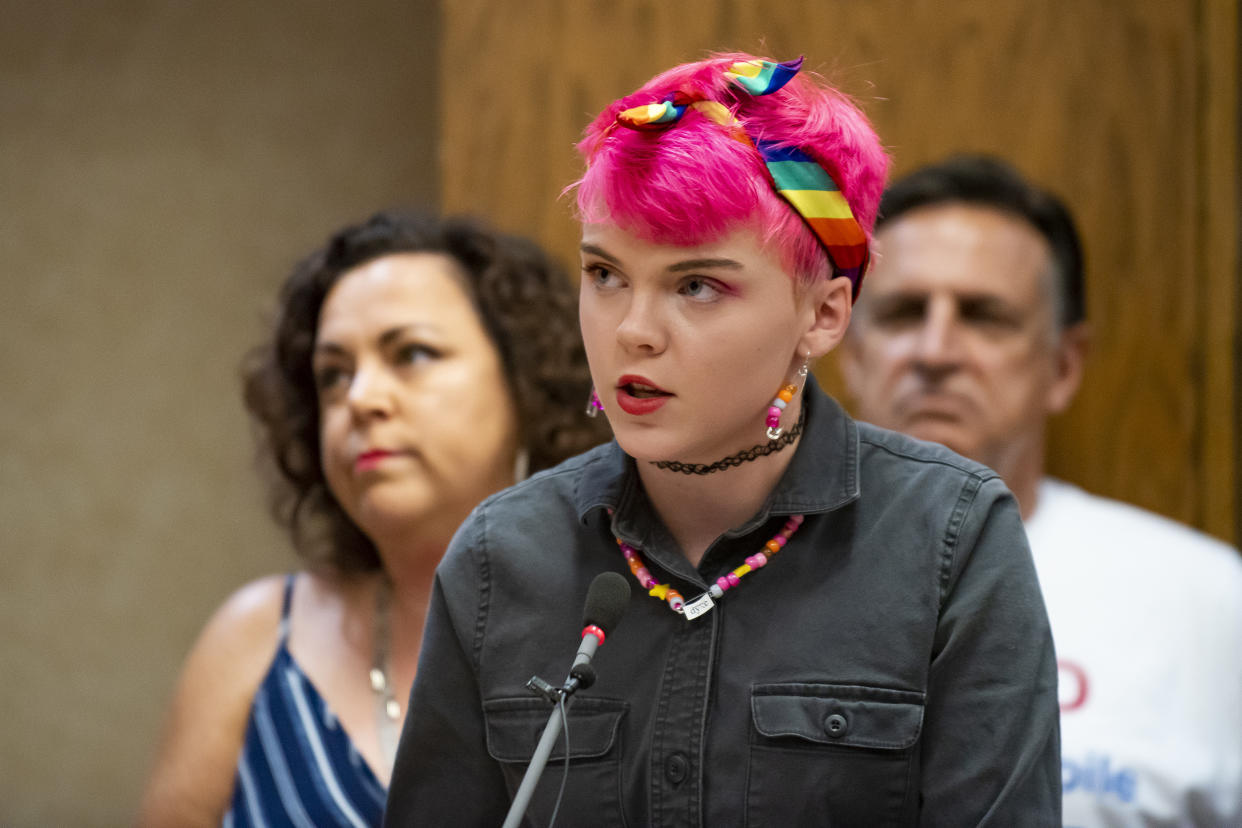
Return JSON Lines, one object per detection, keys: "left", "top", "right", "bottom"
{"left": 582, "top": 571, "right": 631, "bottom": 634}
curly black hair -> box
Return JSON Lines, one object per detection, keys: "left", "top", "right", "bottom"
{"left": 243, "top": 211, "right": 610, "bottom": 574}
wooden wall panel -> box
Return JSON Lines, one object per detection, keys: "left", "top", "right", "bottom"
{"left": 440, "top": 0, "right": 1237, "bottom": 542}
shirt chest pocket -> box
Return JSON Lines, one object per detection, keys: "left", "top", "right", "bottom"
{"left": 747, "top": 683, "right": 924, "bottom": 827}
{"left": 484, "top": 696, "right": 629, "bottom": 827}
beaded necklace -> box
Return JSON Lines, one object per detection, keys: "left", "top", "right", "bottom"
{"left": 614, "top": 514, "right": 805, "bottom": 620}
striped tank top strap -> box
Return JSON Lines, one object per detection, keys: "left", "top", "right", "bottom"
{"left": 278, "top": 572, "right": 295, "bottom": 641}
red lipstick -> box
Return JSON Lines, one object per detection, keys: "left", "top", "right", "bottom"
{"left": 615, "top": 374, "right": 672, "bottom": 416}
{"left": 355, "top": 449, "right": 398, "bottom": 471}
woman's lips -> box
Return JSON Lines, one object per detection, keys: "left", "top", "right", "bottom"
{"left": 355, "top": 449, "right": 401, "bottom": 471}
{"left": 615, "top": 374, "right": 672, "bottom": 415}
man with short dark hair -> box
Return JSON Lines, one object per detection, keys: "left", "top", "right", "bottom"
{"left": 841, "top": 154, "right": 1242, "bottom": 826}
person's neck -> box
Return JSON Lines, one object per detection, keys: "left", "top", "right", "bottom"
{"left": 986, "top": 433, "right": 1046, "bottom": 522}
{"left": 370, "top": 532, "right": 444, "bottom": 678}
{"left": 637, "top": 432, "right": 802, "bottom": 568}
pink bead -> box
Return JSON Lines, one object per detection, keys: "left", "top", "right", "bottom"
{"left": 716, "top": 576, "right": 731, "bottom": 592}
{"left": 746, "top": 554, "right": 766, "bottom": 568}
{"left": 773, "top": 535, "right": 787, "bottom": 548}
{"left": 726, "top": 572, "right": 741, "bottom": 587}
{"left": 768, "top": 406, "right": 782, "bottom": 420}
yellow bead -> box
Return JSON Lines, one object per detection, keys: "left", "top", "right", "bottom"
{"left": 649, "top": 584, "right": 669, "bottom": 599}
{"left": 734, "top": 564, "right": 752, "bottom": 577}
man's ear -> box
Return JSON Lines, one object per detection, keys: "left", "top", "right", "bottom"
{"left": 797, "top": 275, "right": 854, "bottom": 360}
{"left": 1047, "top": 321, "right": 1089, "bottom": 414}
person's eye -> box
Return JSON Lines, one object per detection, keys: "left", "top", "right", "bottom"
{"left": 395, "top": 343, "right": 440, "bottom": 365}
{"left": 678, "top": 276, "right": 723, "bottom": 302}
{"left": 313, "top": 363, "right": 350, "bottom": 393}
{"left": 582, "top": 262, "right": 621, "bottom": 289}
{"left": 961, "top": 302, "right": 1020, "bottom": 330}
{"left": 870, "top": 299, "right": 925, "bottom": 327}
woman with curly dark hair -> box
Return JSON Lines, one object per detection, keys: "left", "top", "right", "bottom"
{"left": 139, "top": 211, "right": 608, "bottom": 827}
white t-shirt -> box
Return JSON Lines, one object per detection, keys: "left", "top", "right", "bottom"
{"left": 1024, "top": 478, "right": 1242, "bottom": 826}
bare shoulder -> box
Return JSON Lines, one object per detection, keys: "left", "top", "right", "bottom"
{"left": 136, "top": 573, "right": 292, "bottom": 827}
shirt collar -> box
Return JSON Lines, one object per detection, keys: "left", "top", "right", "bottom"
{"left": 574, "top": 374, "right": 861, "bottom": 537}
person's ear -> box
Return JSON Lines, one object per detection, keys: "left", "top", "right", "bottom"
{"left": 797, "top": 275, "right": 854, "bottom": 360}
{"left": 1047, "top": 321, "right": 1089, "bottom": 414}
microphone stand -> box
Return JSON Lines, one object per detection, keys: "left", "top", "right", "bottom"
{"left": 500, "top": 663, "right": 597, "bottom": 828}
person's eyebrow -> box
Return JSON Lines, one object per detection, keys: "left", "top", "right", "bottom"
{"left": 667, "top": 258, "right": 744, "bottom": 273}
{"left": 315, "top": 324, "right": 443, "bottom": 355}
{"left": 580, "top": 243, "right": 621, "bottom": 265}
{"left": 377, "top": 324, "right": 442, "bottom": 347}
{"left": 580, "top": 244, "right": 744, "bottom": 274}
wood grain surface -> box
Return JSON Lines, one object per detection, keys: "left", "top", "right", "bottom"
{"left": 440, "top": 0, "right": 1238, "bottom": 542}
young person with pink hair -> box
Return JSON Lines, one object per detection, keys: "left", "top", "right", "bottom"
{"left": 384, "top": 54, "right": 1060, "bottom": 825}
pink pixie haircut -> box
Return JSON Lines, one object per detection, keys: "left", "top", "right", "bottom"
{"left": 574, "top": 53, "right": 889, "bottom": 289}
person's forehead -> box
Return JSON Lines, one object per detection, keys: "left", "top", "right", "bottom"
{"left": 319, "top": 252, "right": 480, "bottom": 334}
{"left": 869, "top": 203, "right": 1054, "bottom": 304}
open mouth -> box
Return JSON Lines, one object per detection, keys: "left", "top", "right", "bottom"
{"left": 621, "top": 380, "right": 671, "bottom": 399}
{"left": 615, "top": 375, "right": 672, "bottom": 415}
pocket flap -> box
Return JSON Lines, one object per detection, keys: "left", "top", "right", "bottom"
{"left": 751, "top": 683, "right": 924, "bottom": 750}
{"left": 484, "top": 696, "right": 628, "bottom": 762}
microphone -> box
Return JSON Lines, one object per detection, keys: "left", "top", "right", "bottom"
{"left": 502, "top": 572, "right": 630, "bottom": 828}
{"left": 567, "top": 571, "right": 630, "bottom": 691}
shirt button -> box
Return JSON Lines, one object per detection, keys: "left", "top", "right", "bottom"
{"left": 664, "top": 751, "right": 689, "bottom": 785}
{"left": 824, "top": 713, "right": 849, "bottom": 738}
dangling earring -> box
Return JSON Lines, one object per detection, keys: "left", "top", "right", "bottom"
{"left": 765, "top": 356, "right": 810, "bottom": 440}
{"left": 585, "top": 387, "right": 604, "bottom": 417}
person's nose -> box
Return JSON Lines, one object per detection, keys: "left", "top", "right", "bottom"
{"left": 911, "top": 298, "right": 963, "bottom": 378}
{"left": 615, "top": 290, "right": 667, "bottom": 355}
{"left": 346, "top": 361, "right": 397, "bottom": 421}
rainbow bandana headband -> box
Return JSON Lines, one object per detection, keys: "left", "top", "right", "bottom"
{"left": 616, "top": 57, "right": 870, "bottom": 295}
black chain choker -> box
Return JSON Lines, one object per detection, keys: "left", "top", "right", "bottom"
{"left": 650, "top": 408, "right": 806, "bottom": 475}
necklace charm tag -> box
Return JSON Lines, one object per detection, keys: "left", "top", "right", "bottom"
{"left": 683, "top": 593, "right": 715, "bottom": 620}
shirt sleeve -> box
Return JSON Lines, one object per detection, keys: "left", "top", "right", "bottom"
{"left": 918, "top": 475, "right": 1062, "bottom": 826}
{"left": 383, "top": 513, "right": 512, "bottom": 826}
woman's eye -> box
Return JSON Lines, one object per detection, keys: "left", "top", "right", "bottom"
{"left": 396, "top": 343, "right": 439, "bottom": 365}
{"left": 582, "top": 263, "right": 619, "bottom": 287}
{"left": 679, "top": 277, "right": 721, "bottom": 301}
{"left": 313, "top": 365, "right": 349, "bottom": 392}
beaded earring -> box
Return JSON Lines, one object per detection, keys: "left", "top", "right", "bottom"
{"left": 765, "top": 358, "right": 810, "bottom": 440}
{"left": 585, "top": 387, "right": 604, "bottom": 417}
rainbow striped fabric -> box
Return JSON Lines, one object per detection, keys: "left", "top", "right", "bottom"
{"left": 613, "top": 57, "right": 870, "bottom": 295}
{"left": 753, "top": 140, "right": 869, "bottom": 289}
{"left": 723, "top": 56, "right": 804, "bottom": 95}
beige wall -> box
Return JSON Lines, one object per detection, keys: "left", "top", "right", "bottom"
{"left": 0, "top": 2, "right": 437, "bottom": 824}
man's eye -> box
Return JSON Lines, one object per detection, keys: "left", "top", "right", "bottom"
{"left": 872, "top": 301, "right": 925, "bottom": 325}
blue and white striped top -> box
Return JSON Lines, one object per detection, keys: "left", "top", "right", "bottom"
{"left": 224, "top": 575, "right": 387, "bottom": 827}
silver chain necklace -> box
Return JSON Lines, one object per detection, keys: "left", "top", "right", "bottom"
{"left": 368, "top": 578, "right": 401, "bottom": 775}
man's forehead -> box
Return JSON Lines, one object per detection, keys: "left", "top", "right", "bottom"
{"left": 867, "top": 203, "right": 1054, "bottom": 303}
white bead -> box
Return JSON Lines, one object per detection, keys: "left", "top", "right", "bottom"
{"left": 772, "top": 398, "right": 787, "bottom": 410}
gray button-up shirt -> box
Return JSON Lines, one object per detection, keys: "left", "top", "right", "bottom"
{"left": 385, "top": 380, "right": 1060, "bottom": 826}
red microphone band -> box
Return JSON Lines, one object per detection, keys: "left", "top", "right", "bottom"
{"left": 582, "top": 624, "right": 606, "bottom": 646}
